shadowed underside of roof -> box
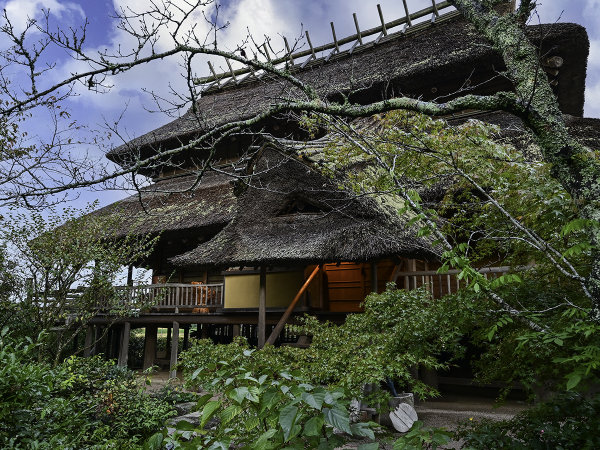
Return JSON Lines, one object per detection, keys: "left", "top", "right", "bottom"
{"left": 91, "top": 171, "right": 236, "bottom": 238}
{"left": 106, "top": 16, "right": 588, "bottom": 164}
{"left": 170, "top": 147, "right": 437, "bottom": 268}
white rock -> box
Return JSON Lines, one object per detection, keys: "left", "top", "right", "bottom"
{"left": 389, "top": 403, "right": 418, "bottom": 433}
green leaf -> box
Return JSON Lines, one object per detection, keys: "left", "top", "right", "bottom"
{"left": 175, "top": 420, "right": 196, "bottom": 431}
{"left": 201, "top": 400, "right": 221, "bottom": 428}
{"left": 279, "top": 404, "right": 299, "bottom": 441}
{"left": 144, "top": 432, "right": 164, "bottom": 450}
{"left": 245, "top": 414, "right": 261, "bottom": 431}
{"left": 566, "top": 373, "right": 582, "bottom": 391}
{"left": 303, "top": 415, "right": 324, "bottom": 437}
{"left": 196, "top": 393, "right": 213, "bottom": 409}
{"left": 302, "top": 391, "right": 325, "bottom": 410}
{"left": 357, "top": 443, "right": 380, "bottom": 450}
{"left": 324, "top": 407, "right": 351, "bottom": 434}
{"left": 351, "top": 422, "right": 375, "bottom": 440}
{"left": 252, "top": 429, "right": 278, "bottom": 450}
{"left": 220, "top": 404, "right": 242, "bottom": 425}
{"left": 229, "top": 386, "right": 250, "bottom": 404}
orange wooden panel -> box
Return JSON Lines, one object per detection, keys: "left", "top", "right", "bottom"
{"left": 329, "top": 300, "right": 363, "bottom": 312}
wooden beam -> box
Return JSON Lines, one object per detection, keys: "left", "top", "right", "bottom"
{"left": 353, "top": 13, "right": 363, "bottom": 45}
{"left": 257, "top": 266, "right": 267, "bottom": 348}
{"left": 377, "top": 5, "right": 387, "bottom": 35}
{"left": 169, "top": 321, "right": 180, "bottom": 378}
{"left": 143, "top": 325, "right": 157, "bottom": 370}
{"left": 117, "top": 322, "right": 130, "bottom": 367}
{"left": 389, "top": 261, "right": 404, "bottom": 283}
{"left": 402, "top": 0, "right": 412, "bottom": 27}
{"left": 266, "top": 265, "right": 320, "bottom": 346}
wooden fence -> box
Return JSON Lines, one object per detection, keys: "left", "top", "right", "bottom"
{"left": 397, "top": 266, "right": 511, "bottom": 299}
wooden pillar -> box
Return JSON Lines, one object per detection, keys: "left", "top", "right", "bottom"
{"left": 232, "top": 324, "right": 240, "bottom": 338}
{"left": 117, "top": 322, "right": 131, "bottom": 367}
{"left": 108, "top": 327, "right": 119, "bottom": 358}
{"left": 143, "top": 325, "right": 157, "bottom": 370}
{"left": 169, "top": 321, "right": 180, "bottom": 378}
{"left": 127, "top": 264, "right": 134, "bottom": 286}
{"left": 257, "top": 266, "right": 267, "bottom": 349}
{"left": 94, "top": 325, "right": 103, "bottom": 357}
{"left": 84, "top": 325, "right": 94, "bottom": 357}
{"left": 183, "top": 325, "right": 190, "bottom": 350}
{"left": 371, "top": 262, "right": 378, "bottom": 293}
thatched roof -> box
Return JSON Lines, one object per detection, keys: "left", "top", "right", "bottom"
{"left": 448, "top": 111, "right": 600, "bottom": 152}
{"left": 91, "top": 171, "right": 236, "bottom": 238}
{"left": 107, "top": 15, "right": 588, "bottom": 166}
{"left": 170, "top": 147, "right": 436, "bottom": 268}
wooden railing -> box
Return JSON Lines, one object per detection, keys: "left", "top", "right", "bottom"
{"left": 396, "top": 266, "right": 511, "bottom": 299}
{"left": 107, "top": 283, "right": 224, "bottom": 312}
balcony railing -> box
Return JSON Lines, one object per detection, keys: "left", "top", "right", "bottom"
{"left": 110, "top": 283, "right": 224, "bottom": 312}
{"left": 397, "top": 266, "right": 511, "bottom": 299}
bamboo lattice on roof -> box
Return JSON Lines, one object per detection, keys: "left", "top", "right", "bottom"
{"left": 195, "top": 1, "right": 455, "bottom": 90}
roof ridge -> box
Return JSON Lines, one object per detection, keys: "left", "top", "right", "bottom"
{"left": 197, "top": 2, "right": 459, "bottom": 95}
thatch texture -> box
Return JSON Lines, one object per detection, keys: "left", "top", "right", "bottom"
{"left": 91, "top": 171, "right": 236, "bottom": 238}
{"left": 107, "top": 16, "right": 588, "bottom": 165}
{"left": 170, "top": 147, "right": 436, "bottom": 268}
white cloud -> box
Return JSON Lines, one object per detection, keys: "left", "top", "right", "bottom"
{"left": 2, "top": 0, "right": 83, "bottom": 33}
{"left": 584, "top": 80, "right": 600, "bottom": 118}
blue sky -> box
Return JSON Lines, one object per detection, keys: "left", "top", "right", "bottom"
{"left": 1, "top": 0, "right": 599, "bottom": 209}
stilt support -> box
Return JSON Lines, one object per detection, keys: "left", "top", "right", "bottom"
{"left": 117, "top": 322, "right": 131, "bottom": 367}
{"left": 143, "top": 325, "right": 158, "bottom": 370}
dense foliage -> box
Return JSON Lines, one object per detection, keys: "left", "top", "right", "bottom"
{"left": 154, "top": 346, "right": 377, "bottom": 449}
{"left": 1, "top": 206, "right": 157, "bottom": 363}
{"left": 182, "top": 287, "right": 466, "bottom": 400}
{"left": 0, "top": 328, "right": 176, "bottom": 449}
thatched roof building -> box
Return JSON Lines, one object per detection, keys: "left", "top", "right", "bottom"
{"left": 106, "top": 14, "right": 589, "bottom": 171}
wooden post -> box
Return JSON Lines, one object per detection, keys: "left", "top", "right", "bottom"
{"left": 117, "top": 322, "right": 131, "bottom": 367}
{"left": 266, "top": 265, "right": 321, "bottom": 346}
{"left": 371, "top": 262, "right": 378, "bottom": 293}
{"left": 183, "top": 325, "right": 190, "bottom": 350}
{"left": 402, "top": 0, "right": 412, "bottom": 27}
{"left": 232, "top": 324, "right": 240, "bottom": 337}
{"left": 84, "top": 325, "right": 94, "bottom": 357}
{"left": 143, "top": 325, "right": 157, "bottom": 370}
{"left": 127, "top": 265, "right": 134, "bottom": 286}
{"left": 169, "top": 321, "right": 180, "bottom": 379}
{"left": 257, "top": 266, "right": 267, "bottom": 349}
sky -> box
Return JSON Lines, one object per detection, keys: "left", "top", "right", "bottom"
{"left": 0, "top": 0, "right": 599, "bottom": 210}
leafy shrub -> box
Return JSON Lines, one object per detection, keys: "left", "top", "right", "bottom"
{"left": 0, "top": 328, "right": 176, "bottom": 448}
{"left": 153, "top": 346, "right": 377, "bottom": 449}
{"left": 181, "top": 287, "right": 466, "bottom": 403}
{"left": 456, "top": 392, "right": 600, "bottom": 449}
